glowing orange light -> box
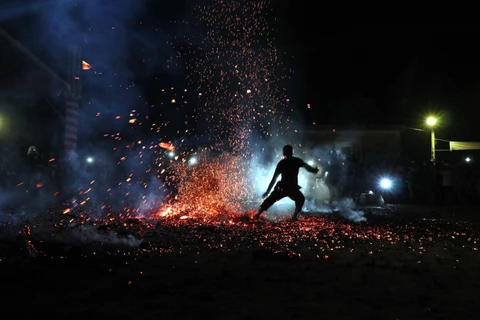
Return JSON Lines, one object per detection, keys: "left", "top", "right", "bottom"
{"left": 159, "top": 142, "right": 176, "bottom": 151}
{"left": 82, "top": 60, "right": 91, "bottom": 70}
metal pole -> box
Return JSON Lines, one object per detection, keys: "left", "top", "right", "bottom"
{"left": 431, "top": 128, "right": 436, "bottom": 162}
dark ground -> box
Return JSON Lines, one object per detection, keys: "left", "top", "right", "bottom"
{"left": 1, "top": 205, "right": 480, "bottom": 319}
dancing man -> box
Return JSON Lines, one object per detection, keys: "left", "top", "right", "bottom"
{"left": 255, "top": 145, "right": 319, "bottom": 221}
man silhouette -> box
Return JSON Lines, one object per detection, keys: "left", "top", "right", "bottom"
{"left": 255, "top": 145, "right": 319, "bottom": 221}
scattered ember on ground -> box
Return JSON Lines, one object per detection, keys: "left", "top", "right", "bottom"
{"left": 1, "top": 206, "right": 479, "bottom": 266}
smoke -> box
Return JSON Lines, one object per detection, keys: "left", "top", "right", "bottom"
{"left": 5, "top": 0, "right": 186, "bottom": 139}
{"left": 0, "top": 1, "right": 56, "bottom": 22}
{"left": 70, "top": 225, "right": 143, "bottom": 247}
{"left": 58, "top": 136, "right": 172, "bottom": 218}
{"left": 32, "top": 0, "right": 152, "bottom": 129}
{"left": 0, "top": 143, "right": 61, "bottom": 224}
{"left": 245, "top": 130, "right": 366, "bottom": 222}
{"left": 0, "top": 218, "right": 142, "bottom": 248}
{"left": 334, "top": 198, "right": 366, "bottom": 222}
{"left": 0, "top": 1, "right": 189, "bottom": 222}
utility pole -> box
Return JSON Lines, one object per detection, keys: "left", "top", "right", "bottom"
{"left": 426, "top": 116, "right": 437, "bottom": 163}
{"left": 64, "top": 45, "right": 82, "bottom": 153}
{"left": 430, "top": 127, "right": 435, "bottom": 162}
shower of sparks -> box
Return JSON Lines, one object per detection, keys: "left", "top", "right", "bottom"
{"left": 158, "top": 153, "right": 252, "bottom": 219}
{"left": 184, "top": 0, "right": 292, "bottom": 145}
{"left": 143, "top": 0, "right": 295, "bottom": 218}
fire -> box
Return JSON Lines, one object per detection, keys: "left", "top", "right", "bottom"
{"left": 156, "top": 206, "right": 175, "bottom": 217}
{"left": 82, "top": 60, "right": 91, "bottom": 70}
{"left": 152, "top": 152, "right": 252, "bottom": 220}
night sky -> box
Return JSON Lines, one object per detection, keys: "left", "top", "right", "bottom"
{"left": 276, "top": 19, "right": 480, "bottom": 139}
{"left": 1, "top": 1, "right": 480, "bottom": 142}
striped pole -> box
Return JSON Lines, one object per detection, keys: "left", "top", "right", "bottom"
{"left": 64, "top": 44, "right": 82, "bottom": 153}
{"left": 64, "top": 96, "right": 79, "bottom": 152}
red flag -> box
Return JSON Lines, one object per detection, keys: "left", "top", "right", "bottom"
{"left": 82, "top": 60, "right": 91, "bottom": 70}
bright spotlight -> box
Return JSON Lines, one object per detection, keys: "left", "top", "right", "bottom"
{"left": 168, "top": 152, "right": 175, "bottom": 158}
{"left": 308, "top": 160, "right": 314, "bottom": 166}
{"left": 86, "top": 157, "right": 93, "bottom": 163}
{"left": 465, "top": 157, "right": 471, "bottom": 163}
{"left": 189, "top": 157, "right": 197, "bottom": 165}
{"left": 379, "top": 178, "right": 392, "bottom": 190}
{"left": 426, "top": 116, "right": 437, "bottom": 127}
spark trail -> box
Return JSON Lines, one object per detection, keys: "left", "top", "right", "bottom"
{"left": 151, "top": 0, "right": 295, "bottom": 218}
{"left": 178, "top": 0, "right": 292, "bottom": 149}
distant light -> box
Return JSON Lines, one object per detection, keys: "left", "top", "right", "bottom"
{"left": 189, "top": 157, "right": 197, "bottom": 165}
{"left": 308, "top": 160, "right": 314, "bottom": 166}
{"left": 86, "top": 157, "right": 93, "bottom": 163}
{"left": 426, "top": 116, "right": 437, "bottom": 127}
{"left": 168, "top": 152, "right": 175, "bottom": 158}
{"left": 466, "top": 157, "right": 471, "bottom": 163}
{"left": 379, "top": 178, "right": 392, "bottom": 190}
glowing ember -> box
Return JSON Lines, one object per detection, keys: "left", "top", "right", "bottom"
{"left": 158, "top": 142, "right": 176, "bottom": 152}
{"left": 82, "top": 60, "right": 91, "bottom": 70}
{"left": 2, "top": 206, "right": 479, "bottom": 267}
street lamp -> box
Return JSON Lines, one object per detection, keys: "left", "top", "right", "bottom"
{"left": 426, "top": 116, "right": 437, "bottom": 162}
{"left": 379, "top": 178, "right": 393, "bottom": 190}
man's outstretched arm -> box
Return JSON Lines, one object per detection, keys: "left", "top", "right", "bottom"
{"left": 302, "top": 161, "right": 319, "bottom": 174}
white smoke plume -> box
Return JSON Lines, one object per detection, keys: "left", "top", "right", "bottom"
{"left": 247, "top": 132, "right": 367, "bottom": 222}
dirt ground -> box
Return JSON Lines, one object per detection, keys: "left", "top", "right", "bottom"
{"left": 1, "top": 205, "right": 480, "bottom": 319}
